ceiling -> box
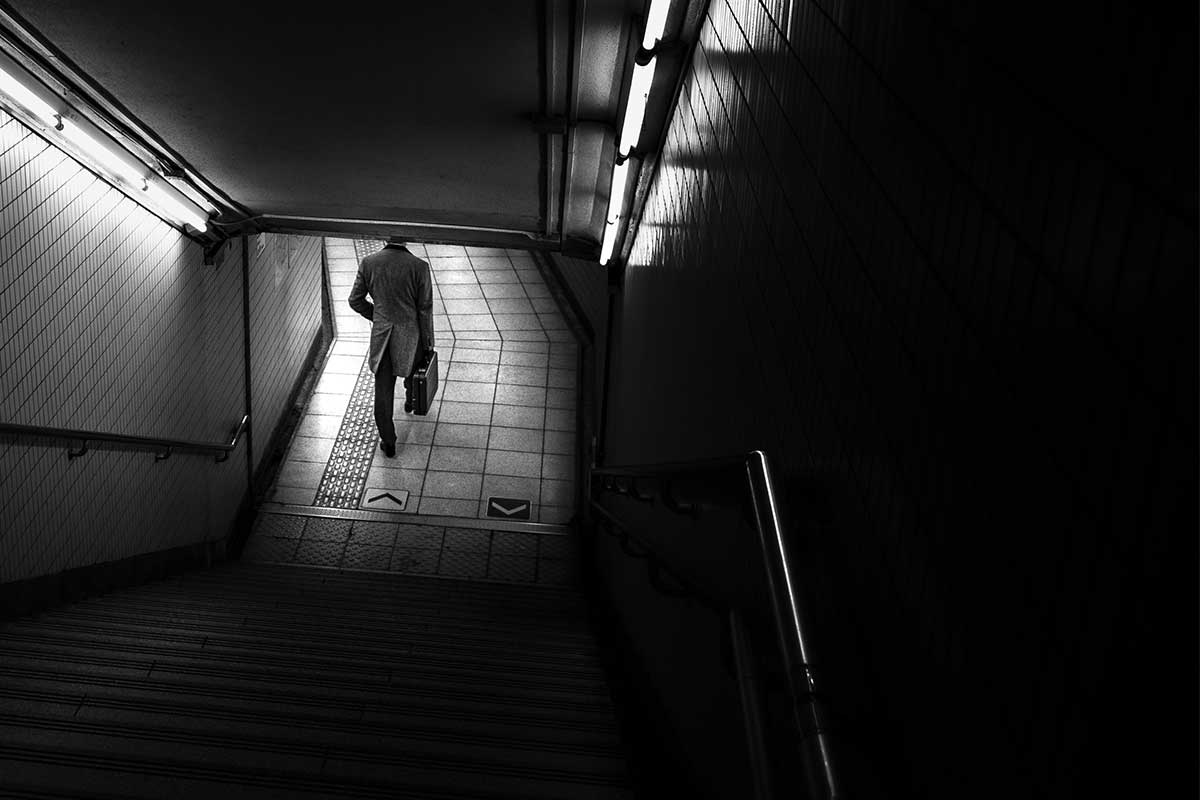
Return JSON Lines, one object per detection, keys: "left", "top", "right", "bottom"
{"left": 0, "top": 0, "right": 640, "bottom": 252}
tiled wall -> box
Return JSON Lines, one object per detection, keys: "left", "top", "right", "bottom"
{"left": 0, "top": 108, "right": 246, "bottom": 583}
{"left": 247, "top": 232, "right": 323, "bottom": 474}
{"left": 603, "top": 1, "right": 1193, "bottom": 796}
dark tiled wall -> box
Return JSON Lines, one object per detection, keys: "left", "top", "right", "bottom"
{"left": 247, "top": 232, "right": 323, "bottom": 474}
{"left": 0, "top": 109, "right": 246, "bottom": 582}
{"left": 604, "top": 1, "right": 1193, "bottom": 795}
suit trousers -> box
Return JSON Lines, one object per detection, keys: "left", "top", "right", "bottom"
{"left": 374, "top": 356, "right": 413, "bottom": 447}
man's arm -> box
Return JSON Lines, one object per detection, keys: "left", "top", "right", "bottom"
{"left": 416, "top": 262, "right": 434, "bottom": 350}
{"left": 348, "top": 263, "right": 373, "bottom": 320}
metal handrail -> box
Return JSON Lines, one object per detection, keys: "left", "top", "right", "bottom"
{"left": 0, "top": 414, "right": 249, "bottom": 463}
{"left": 591, "top": 449, "right": 839, "bottom": 800}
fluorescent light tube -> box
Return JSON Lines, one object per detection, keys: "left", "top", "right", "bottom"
{"left": 606, "top": 160, "right": 629, "bottom": 223}
{"left": 60, "top": 119, "right": 147, "bottom": 187}
{"left": 144, "top": 180, "right": 209, "bottom": 231}
{"left": 600, "top": 220, "right": 619, "bottom": 265}
{"left": 618, "top": 56, "right": 657, "bottom": 157}
{"left": 642, "top": 0, "right": 670, "bottom": 50}
{"left": 0, "top": 63, "right": 58, "bottom": 125}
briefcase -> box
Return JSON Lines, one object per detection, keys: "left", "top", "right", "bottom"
{"left": 410, "top": 350, "right": 439, "bottom": 416}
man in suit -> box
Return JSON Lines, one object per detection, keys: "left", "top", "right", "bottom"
{"left": 348, "top": 236, "right": 435, "bottom": 457}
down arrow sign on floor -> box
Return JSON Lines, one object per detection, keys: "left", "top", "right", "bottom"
{"left": 487, "top": 497, "right": 531, "bottom": 519}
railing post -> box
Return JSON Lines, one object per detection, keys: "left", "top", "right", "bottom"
{"left": 745, "top": 450, "right": 838, "bottom": 800}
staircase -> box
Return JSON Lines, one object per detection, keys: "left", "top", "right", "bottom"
{"left": 0, "top": 560, "right": 635, "bottom": 798}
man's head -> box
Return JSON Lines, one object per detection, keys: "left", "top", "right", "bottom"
{"left": 385, "top": 235, "right": 407, "bottom": 247}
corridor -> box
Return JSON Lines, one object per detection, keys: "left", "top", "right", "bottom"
{"left": 240, "top": 238, "right": 584, "bottom": 585}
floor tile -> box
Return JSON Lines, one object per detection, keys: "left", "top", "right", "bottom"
{"left": 434, "top": 422, "right": 490, "bottom": 449}
{"left": 540, "top": 478, "right": 576, "bottom": 506}
{"left": 468, "top": 255, "right": 513, "bottom": 269}
{"left": 500, "top": 340, "right": 551, "bottom": 353}
{"left": 495, "top": 384, "right": 546, "bottom": 407}
{"left": 371, "top": 443, "right": 430, "bottom": 470}
{"left": 437, "top": 402, "right": 494, "bottom": 425}
{"left": 500, "top": 330, "right": 549, "bottom": 342}
{"left": 276, "top": 459, "right": 326, "bottom": 488}
{"left": 499, "top": 349, "right": 548, "bottom": 367}
{"left": 437, "top": 549, "right": 487, "bottom": 578}
{"left": 394, "top": 420, "right": 437, "bottom": 445}
{"left": 485, "top": 449, "right": 542, "bottom": 478}
{"left": 418, "top": 497, "right": 479, "bottom": 517}
{"left": 443, "top": 380, "right": 496, "bottom": 404}
{"left": 428, "top": 445, "right": 487, "bottom": 472}
{"left": 350, "top": 520, "right": 399, "bottom": 547}
{"left": 480, "top": 474, "right": 541, "bottom": 503}
{"left": 541, "top": 453, "right": 574, "bottom": 481}
{"left": 436, "top": 270, "right": 477, "bottom": 284}
{"left": 269, "top": 485, "right": 316, "bottom": 505}
{"left": 255, "top": 514, "right": 306, "bottom": 539}
{"left": 491, "top": 531, "right": 539, "bottom": 556}
{"left": 303, "top": 517, "right": 353, "bottom": 542}
{"left": 315, "top": 371, "right": 358, "bottom": 395}
{"left": 423, "top": 470, "right": 483, "bottom": 499}
{"left": 308, "top": 392, "right": 351, "bottom": 416}
{"left": 438, "top": 284, "right": 485, "bottom": 299}
{"left": 542, "top": 429, "right": 575, "bottom": 455}
{"left": 488, "top": 426, "right": 543, "bottom": 452}
{"left": 443, "top": 527, "right": 492, "bottom": 552}
{"left": 546, "top": 387, "right": 575, "bottom": 408}
{"left": 476, "top": 269, "right": 520, "bottom": 284}
{"left": 446, "top": 361, "right": 498, "bottom": 383}
{"left": 395, "top": 524, "right": 445, "bottom": 548}
{"left": 366, "top": 465, "right": 426, "bottom": 495}
{"left": 491, "top": 404, "right": 545, "bottom": 429}
{"left": 443, "top": 298, "right": 491, "bottom": 315}
{"left": 428, "top": 256, "right": 471, "bottom": 271}
{"left": 426, "top": 244, "right": 468, "bottom": 257}
{"left": 324, "top": 354, "right": 365, "bottom": 374}
{"left": 480, "top": 283, "right": 527, "bottom": 299}
{"left": 450, "top": 347, "right": 501, "bottom": 365}
{"left": 493, "top": 313, "right": 541, "bottom": 330}
{"left": 390, "top": 547, "right": 440, "bottom": 574}
{"left": 497, "top": 364, "right": 547, "bottom": 387}
{"left": 293, "top": 539, "right": 345, "bottom": 567}
{"left": 544, "top": 407, "right": 575, "bottom": 430}
{"left": 547, "top": 368, "right": 576, "bottom": 389}
{"left": 449, "top": 314, "right": 497, "bottom": 331}
{"left": 343, "top": 544, "right": 391, "bottom": 570}
{"left": 296, "top": 413, "right": 343, "bottom": 439}
{"left": 288, "top": 436, "right": 336, "bottom": 463}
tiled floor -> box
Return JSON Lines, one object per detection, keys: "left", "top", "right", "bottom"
{"left": 267, "top": 238, "right": 580, "bottom": 524}
{"left": 241, "top": 511, "right": 580, "bottom": 586}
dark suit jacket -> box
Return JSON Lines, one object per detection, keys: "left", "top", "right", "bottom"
{"left": 348, "top": 245, "right": 435, "bottom": 375}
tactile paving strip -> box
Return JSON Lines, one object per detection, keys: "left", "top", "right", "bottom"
{"left": 313, "top": 357, "right": 378, "bottom": 508}
{"left": 353, "top": 239, "right": 384, "bottom": 260}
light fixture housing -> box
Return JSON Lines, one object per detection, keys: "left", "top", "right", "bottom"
{"left": 606, "top": 159, "right": 630, "bottom": 224}
{"left": 144, "top": 179, "right": 209, "bottom": 231}
{"left": 0, "top": 60, "right": 56, "bottom": 124}
{"left": 59, "top": 117, "right": 148, "bottom": 188}
{"left": 641, "top": 0, "right": 670, "bottom": 51}
{"left": 0, "top": 50, "right": 209, "bottom": 234}
{"left": 618, "top": 56, "right": 657, "bottom": 157}
{"left": 599, "top": 220, "right": 620, "bottom": 265}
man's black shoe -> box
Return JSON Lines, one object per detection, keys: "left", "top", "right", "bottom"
{"left": 404, "top": 398, "right": 414, "bottom": 413}
{"left": 380, "top": 440, "right": 396, "bottom": 458}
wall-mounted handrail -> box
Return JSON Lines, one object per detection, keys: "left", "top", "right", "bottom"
{"left": 591, "top": 449, "right": 839, "bottom": 800}
{"left": 0, "top": 414, "right": 249, "bottom": 463}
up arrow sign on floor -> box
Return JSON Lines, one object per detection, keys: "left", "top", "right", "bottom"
{"left": 487, "top": 497, "right": 531, "bottom": 519}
